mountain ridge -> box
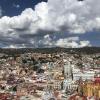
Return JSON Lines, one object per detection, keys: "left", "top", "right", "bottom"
{"left": 0, "top": 47, "right": 100, "bottom": 55}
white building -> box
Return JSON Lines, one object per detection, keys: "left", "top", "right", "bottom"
{"left": 63, "top": 60, "right": 72, "bottom": 79}
{"left": 72, "top": 68, "right": 95, "bottom": 81}
{"left": 42, "top": 91, "right": 55, "bottom": 100}
{"left": 63, "top": 79, "right": 78, "bottom": 92}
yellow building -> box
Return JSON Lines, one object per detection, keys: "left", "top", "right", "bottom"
{"left": 79, "top": 81, "right": 100, "bottom": 98}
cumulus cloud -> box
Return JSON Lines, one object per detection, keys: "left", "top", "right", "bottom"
{"left": 35, "top": 35, "right": 91, "bottom": 48}
{"left": 79, "top": 40, "right": 91, "bottom": 47}
{"left": 55, "top": 37, "right": 79, "bottom": 48}
{"left": 53, "top": 37, "right": 91, "bottom": 48}
{"left": 0, "top": 0, "right": 100, "bottom": 47}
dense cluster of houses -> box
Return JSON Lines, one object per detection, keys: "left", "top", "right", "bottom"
{"left": 0, "top": 52, "right": 99, "bottom": 100}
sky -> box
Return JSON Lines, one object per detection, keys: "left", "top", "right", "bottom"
{"left": 0, "top": 0, "right": 100, "bottom": 48}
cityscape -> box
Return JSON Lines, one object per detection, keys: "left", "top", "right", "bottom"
{"left": 0, "top": 0, "right": 100, "bottom": 99}
{"left": 0, "top": 48, "right": 99, "bottom": 99}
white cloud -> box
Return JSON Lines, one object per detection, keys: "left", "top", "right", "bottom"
{"left": 8, "top": 45, "right": 17, "bottom": 48}
{"left": 1, "top": 0, "right": 100, "bottom": 34}
{"left": 37, "top": 36, "right": 91, "bottom": 48}
{"left": 0, "top": 0, "right": 100, "bottom": 47}
{"left": 54, "top": 38, "right": 91, "bottom": 48}
{"left": 79, "top": 40, "right": 91, "bottom": 47}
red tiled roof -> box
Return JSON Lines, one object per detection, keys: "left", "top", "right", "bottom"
{"left": 0, "top": 93, "right": 11, "bottom": 100}
{"left": 94, "top": 77, "right": 100, "bottom": 83}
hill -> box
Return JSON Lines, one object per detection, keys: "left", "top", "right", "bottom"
{"left": 0, "top": 47, "right": 100, "bottom": 55}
